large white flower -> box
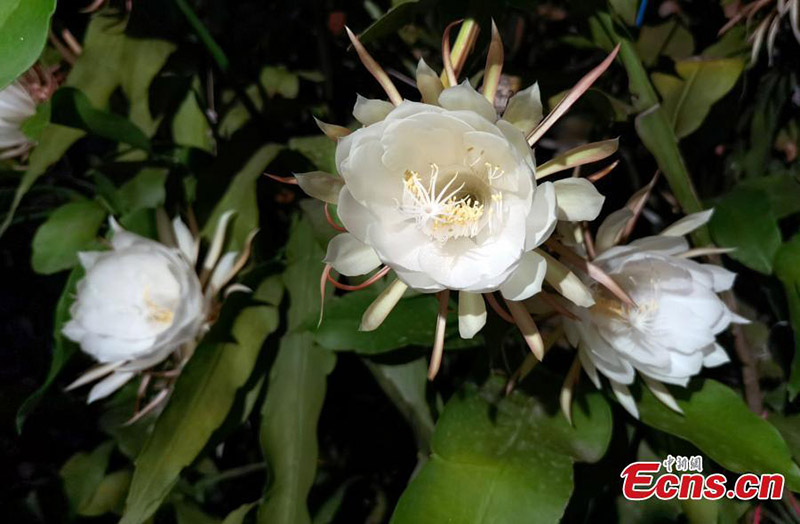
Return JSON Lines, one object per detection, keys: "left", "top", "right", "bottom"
{"left": 0, "top": 81, "right": 36, "bottom": 157}
{"left": 563, "top": 210, "right": 746, "bottom": 417}
{"left": 287, "top": 22, "right": 618, "bottom": 379}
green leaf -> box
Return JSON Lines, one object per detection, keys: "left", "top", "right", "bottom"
{"left": 60, "top": 441, "right": 115, "bottom": 516}
{"left": 651, "top": 57, "right": 744, "bottom": 139}
{"left": 709, "top": 187, "right": 781, "bottom": 274}
{"left": 174, "top": 499, "right": 221, "bottom": 524}
{"left": 31, "top": 199, "right": 107, "bottom": 274}
{"left": 16, "top": 266, "right": 83, "bottom": 432}
{"left": 312, "top": 479, "right": 357, "bottom": 524}
{"left": 357, "top": 0, "right": 423, "bottom": 45}
{"left": 21, "top": 99, "right": 51, "bottom": 141}
{"left": 0, "top": 0, "right": 56, "bottom": 89}
{"left": 116, "top": 168, "right": 168, "bottom": 214}
{"left": 738, "top": 173, "right": 800, "bottom": 219}
{"left": 80, "top": 470, "right": 132, "bottom": 517}
{"left": 315, "top": 290, "right": 438, "bottom": 353}
{"left": 172, "top": 84, "right": 213, "bottom": 152}
{"left": 1, "top": 16, "right": 174, "bottom": 235}
{"left": 201, "top": 144, "right": 283, "bottom": 251}
{"left": 222, "top": 502, "right": 258, "bottom": 524}
{"left": 638, "top": 379, "right": 800, "bottom": 491}
{"left": 121, "top": 303, "right": 280, "bottom": 524}
{"left": 391, "top": 377, "right": 612, "bottom": 523}
{"left": 365, "top": 358, "right": 435, "bottom": 451}
{"left": 289, "top": 135, "right": 337, "bottom": 175}
{"left": 775, "top": 234, "right": 800, "bottom": 398}
{"left": 260, "top": 66, "right": 300, "bottom": 99}
{"left": 635, "top": 20, "right": 694, "bottom": 67}
{"left": 768, "top": 413, "right": 800, "bottom": 463}
{"left": 51, "top": 87, "right": 151, "bottom": 151}
{"left": 258, "top": 217, "right": 336, "bottom": 524}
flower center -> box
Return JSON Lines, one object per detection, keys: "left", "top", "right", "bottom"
{"left": 143, "top": 287, "right": 175, "bottom": 326}
{"left": 592, "top": 292, "right": 657, "bottom": 331}
{"left": 398, "top": 161, "right": 503, "bottom": 243}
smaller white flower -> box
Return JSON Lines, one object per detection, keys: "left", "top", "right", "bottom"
{"left": 563, "top": 210, "right": 747, "bottom": 418}
{"left": 64, "top": 212, "right": 254, "bottom": 405}
{"left": 0, "top": 81, "right": 36, "bottom": 158}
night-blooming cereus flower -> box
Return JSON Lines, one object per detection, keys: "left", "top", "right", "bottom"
{"left": 0, "top": 81, "right": 36, "bottom": 158}
{"left": 562, "top": 209, "right": 746, "bottom": 418}
{"left": 288, "top": 22, "right": 618, "bottom": 379}
{"left": 64, "top": 212, "right": 255, "bottom": 407}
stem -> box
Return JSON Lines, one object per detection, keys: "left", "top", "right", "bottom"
{"left": 173, "top": 0, "right": 230, "bottom": 71}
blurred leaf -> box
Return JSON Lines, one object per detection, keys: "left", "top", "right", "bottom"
{"left": 201, "top": 144, "right": 282, "bottom": 251}
{"left": 31, "top": 199, "right": 107, "bottom": 274}
{"left": 358, "top": 0, "right": 424, "bottom": 45}
{"left": 222, "top": 502, "right": 258, "bottom": 524}
{"left": 638, "top": 379, "right": 800, "bottom": 491}
{"left": 702, "top": 25, "right": 750, "bottom": 59}
{"left": 116, "top": 168, "right": 168, "bottom": 214}
{"left": 609, "top": 0, "right": 637, "bottom": 26}
{"left": 365, "top": 358, "right": 435, "bottom": 451}
{"left": 651, "top": 57, "right": 744, "bottom": 138}
{"left": 391, "top": 378, "right": 612, "bottom": 523}
{"left": 709, "top": 187, "right": 781, "bottom": 274}
{"left": 775, "top": 234, "right": 800, "bottom": 398}
{"left": 312, "top": 479, "right": 357, "bottom": 524}
{"left": 258, "top": 217, "right": 336, "bottom": 524}
{"left": 289, "top": 135, "right": 337, "bottom": 174}
{"left": 21, "top": 100, "right": 51, "bottom": 141}
{"left": 738, "top": 173, "right": 800, "bottom": 219}
{"left": 315, "top": 290, "right": 438, "bottom": 353}
{"left": 260, "top": 66, "right": 299, "bottom": 99}
{"left": 16, "top": 266, "right": 83, "bottom": 431}
{"left": 121, "top": 303, "right": 280, "bottom": 524}
{"left": 0, "top": 0, "right": 56, "bottom": 89}
{"left": 60, "top": 441, "right": 115, "bottom": 516}
{"left": 174, "top": 499, "right": 220, "bottom": 524}
{"left": 768, "top": 413, "right": 800, "bottom": 463}
{"left": 1, "top": 16, "right": 174, "bottom": 235}
{"left": 173, "top": 85, "right": 213, "bottom": 152}
{"left": 51, "top": 87, "right": 151, "bottom": 151}
{"left": 636, "top": 20, "right": 694, "bottom": 67}
{"left": 81, "top": 470, "right": 132, "bottom": 517}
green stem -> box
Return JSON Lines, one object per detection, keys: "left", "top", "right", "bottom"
{"left": 173, "top": 0, "right": 230, "bottom": 72}
{"left": 595, "top": 13, "right": 708, "bottom": 243}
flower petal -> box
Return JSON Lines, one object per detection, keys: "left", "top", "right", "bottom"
{"left": 537, "top": 249, "right": 595, "bottom": 307}
{"left": 553, "top": 178, "right": 605, "bottom": 221}
{"left": 703, "top": 343, "right": 731, "bottom": 367}
{"left": 324, "top": 233, "right": 381, "bottom": 276}
{"left": 360, "top": 279, "right": 408, "bottom": 331}
{"left": 87, "top": 371, "right": 136, "bottom": 404}
{"left": 458, "top": 291, "right": 486, "bottom": 339}
{"left": 172, "top": 217, "right": 199, "bottom": 264}
{"left": 642, "top": 376, "right": 683, "bottom": 414}
{"left": 416, "top": 58, "right": 443, "bottom": 105}
{"left": 437, "top": 80, "right": 497, "bottom": 122}
{"left": 294, "top": 171, "right": 345, "bottom": 204}
{"left": 524, "top": 182, "right": 557, "bottom": 250}
{"left": 595, "top": 207, "right": 633, "bottom": 254}
{"left": 661, "top": 209, "right": 714, "bottom": 237}
{"left": 610, "top": 379, "right": 639, "bottom": 419}
{"left": 353, "top": 94, "right": 394, "bottom": 126}
{"left": 499, "top": 250, "right": 547, "bottom": 301}
{"left": 501, "top": 83, "right": 543, "bottom": 135}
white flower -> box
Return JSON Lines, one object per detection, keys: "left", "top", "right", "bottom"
{"left": 63, "top": 212, "right": 254, "bottom": 405}
{"left": 63, "top": 220, "right": 204, "bottom": 400}
{"left": 0, "top": 81, "right": 36, "bottom": 157}
{"left": 563, "top": 210, "right": 746, "bottom": 418}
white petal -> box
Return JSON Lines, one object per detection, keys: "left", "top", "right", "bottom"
{"left": 595, "top": 208, "right": 633, "bottom": 254}
{"left": 501, "top": 83, "right": 543, "bottom": 135}
{"left": 208, "top": 251, "right": 237, "bottom": 293}
{"left": 65, "top": 361, "right": 125, "bottom": 391}
{"left": 294, "top": 171, "right": 344, "bottom": 204}
{"left": 202, "top": 210, "right": 235, "bottom": 271}
{"left": 524, "top": 182, "right": 557, "bottom": 250}
{"left": 458, "top": 291, "right": 486, "bottom": 339}
{"left": 610, "top": 379, "right": 639, "bottom": 419}
{"left": 538, "top": 250, "right": 595, "bottom": 307}
{"left": 324, "top": 233, "right": 381, "bottom": 276}
{"left": 77, "top": 251, "right": 103, "bottom": 271}
{"left": 360, "top": 279, "right": 408, "bottom": 331}
{"left": 703, "top": 343, "right": 731, "bottom": 367}
{"left": 416, "top": 58, "right": 443, "bottom": 105}
{"left": 499, "top": 251, "right": 547, "bottom": 301}
{"left": 578, "top": 349, "right": 602, "bottom": 389}
{"left": 172, "top": 217, "right": 198, "bottom": 264}
{"left": 87, "top": 371, "right": 136, "bottom": 404}
{"left": 437, "top": 80, "right": 497, "bottom": 122}
{"left": 661, "top": 209, "right": 714, "bottom": 237}
{"left": 704, "top": 264, "right": 736, "bottom": 292}
{"left": 353, "top": 94, "right": 394, "bottom": 125}
{"left": 553, "top": 178, "right": 605, "bottom": 221}
{"left": 642, "top": 376, "right": 683, "bottom": 414}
